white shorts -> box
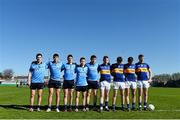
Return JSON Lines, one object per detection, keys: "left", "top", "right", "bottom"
{"left": 137, "top": 80, "right": 150, "bottom": 88}
{"left": 100, "top": 81, "right": 111, "bottom": 90}
{"left": 113, "top": 81, "right": 126, "bottom": 90}
{"left": 125, "top": 81, "right": 137, "bottom": 89}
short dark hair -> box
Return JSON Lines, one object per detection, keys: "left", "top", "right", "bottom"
{"left": 53, "top": 53, "right": 59, "bottom": 58}
{"left": 91, "top": 55, "right": 97, "bottom": 60}
{"left": 103, "top": 56, "right": 109, "bottom": 60}
{"left": 80, "top": 57, "right": 86, "bottom": 61}
{"left": 117, "top": 56, "right": 123, "bottom": 62}
{"left": 67, "top": 54, "right": 73, "bottom": 59}
{"left": 138, "top": 54, "right": 144, "bottom": 58}
{"left": 36, "top": 53, "right": 42, "bottom": 58}
{"left": 128, "top": 57, "right": 133, "bottom": 62}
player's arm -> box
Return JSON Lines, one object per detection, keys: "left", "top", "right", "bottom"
{"left": 148, "top": 68, "right": 153, "bottom": 83}
{"left": 27, "top": 72, "right": 32, "bottom": 86}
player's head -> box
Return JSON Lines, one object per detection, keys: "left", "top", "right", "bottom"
{"left": 36, "top": 53, "right": 42, "bottom": 63}
{"left": 103, "top": 56, "right": 109, "bottom": 64}
{"left": 53, "top": 53, "right": 59, "bottom": 62}
{"left": 90, "top": 55, "right": 97, "bottom": 64}
{"left": 80, "top": 57, "right": 86, "bottom": 66}
{"left": 138, "top": 54, "right": 144, "bottom": 63}
{"left": 67, "top": 54, "right": 73, "bottom": 63}
{"left": 128, "top": 57, "right": 133, "bottom": 64}
{"left": 117, "top": 56, "right": 123, "bottom": 64}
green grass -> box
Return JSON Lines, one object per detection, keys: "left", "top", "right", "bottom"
{"left": 0, "top": 86, "right": 180, "bottom": 119}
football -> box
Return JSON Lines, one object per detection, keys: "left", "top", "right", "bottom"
{"left": 148, "top": 104, "right": 155, "bottom": 111}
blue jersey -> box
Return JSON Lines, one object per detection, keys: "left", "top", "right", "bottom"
{"left": 75, "top": 65, "right": 88, "bottom": 86}
{"left": 124, "top": 63, "right": 136, "bottom": 82}
{"left": 29, "top": 61, "right": 47, "bottom": 83}
{"left": 47, "top": 61, "right": 63, "bottom": 81}
{"left": 86, "top": 62, "right": 99, "bottom": 81}
{"left": 111, "top": 63, "right": 125, "bottom": 82}
{"left": 98, "top": 64, "right": 111, "bottom": 83}
{"left": 61, "top": 63, "right": 76, "bottom": 80}
{"left": 135, "top": 62, "right": 150, "bottom": 81}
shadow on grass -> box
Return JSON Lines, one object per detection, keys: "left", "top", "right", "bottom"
{"left": 0, "top": 104, "right": 123, "bottom": 111}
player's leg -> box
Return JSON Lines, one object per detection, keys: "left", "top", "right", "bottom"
{"left": 68, "top": 88, "right": 74, "bottom": 111}
{"left": 86, "top": 89, "right": 91, "bottom": 110}
{"left": 37, "top": 89, "right": 43, "bottom": 111}
{"left": 82, "top": 89, "right": 87, "bottom": 112}
{"left": 100, "top": 84, "right": 105, "bottom": 112}
{"left": 104, "top": 82, "right": 110, "bottom": 111}
{"left": 47, "top": 88, "right": 54, "bottom": 112}
{"left": 143, "top": 81, "right": 150, "bottom": 110}
{"left": 120, "top": 83, "right": 125, "bottom": 111}
{"left": 112, "top": 89, "right": 118, "bottom": 111}
{"left": 92, "top": 88, "right": 98, "bottom": 109}
{"left": 112, "top": 82, "right": 118, "bottom": 111}
{"left": 138, "top": 81, "right": 143, "bottom": 110}
{"left": 63, "top": 89, "right": 68, "bottom": 111}
{"left": 29, "top": 89, "right": 36, "bottom": 112}
{"left": 75, "top": 90, "right": 80, "bottom": 112}
{"left": 55, "top": 88, "right": 60, "bottom": 112}
{"left": 125, "top": 88, "right": 130, "bottom": 111}
{"left": 131, "top": 88, "right": 136, "bottom": 110}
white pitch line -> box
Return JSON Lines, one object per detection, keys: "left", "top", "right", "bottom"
{"left": 156, "top": 109, "right": 180, "bottom": 112}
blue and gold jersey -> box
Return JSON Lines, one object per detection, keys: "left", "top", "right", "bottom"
{"left": 98, "top": 64, "right": 111, "bottom": 82}
{"left": 47, "top": 61, "right": 63, "bottom": 81}
{"left": 29, "top": 61, "right": 47, "bottom": 83}
{"left": 111, "top": 63, "right": 125, "bottom": 82}
{"left": 75, "top": 65, "right": 88, "bottom": 86}
{"left": 124, "top": 63, "right": 136, "bottom": 82}
{"left": 135, "top": 62, "right": 150, "bottom": 81}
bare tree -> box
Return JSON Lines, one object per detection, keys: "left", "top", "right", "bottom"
{"left": 3, "top": 69, "right": 14, "bottom": 79}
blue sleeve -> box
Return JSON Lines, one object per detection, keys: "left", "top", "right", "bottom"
{"left": 147, "top": 64, "right": 150, "bottom": 69}
{"left": 75, "top": 66, "right": 77, "bottom": 73}
{"left": 46, "top": 62, "right": 50, "bottom": 69}
{"left": 61, "top": 64, "right": 65, "bottom": 71}
{"left": 29, "top": 64, "right": 33, "bottom": 72}
{"left": 98, "top": 65, "right": 101, "bottom": 72}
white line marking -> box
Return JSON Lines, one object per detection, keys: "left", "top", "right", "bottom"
{"left": 157, "top": 109, "right": 180, "bottom": 112}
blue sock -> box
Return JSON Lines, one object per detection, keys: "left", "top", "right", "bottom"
{"left": 37, "top": 105, "right": 40, "bottom": 109}
{"left": 139, "top": 102, "right": 142, "bottom": 107}
{"left": 93, "top": 103, "right": 97, "bottom": 107}
{"left": 69, "top": 105, "right": 72, "bottom": 109}
{"left": 112, "top": 104, "right": 115, "bottom": 109}
{"left": 127, "top": 104, "right": 130, "bottom": 108}
{"left": 30, "top": 105, "right": 33, "bottom": 109}
{"left": 132, "top": 103, "right": 135, "bottom": 108}
{"left": 121, "top": 104, "right": 124, "bottom": 108}
{"left": 86, "top": 104, "right": 89, "bottom": 108}
{"left": 105, "top": 101, "right": 108, "bottom": 107}
{"left": 75, "top": 105, "right": 78, "bottom": 109}
{"left": 100, "top": 103, "right": 103, "bottom": 108}
{"left": 48, "top": 105, "right": 51, "bottom": 109}
{"left": 56, "top": 105, "right": 59, "bottom": 109}
{"left": 144, "top": 102, "right": 147, "bottom": 108}
{"left": 64, "top": 105, "right": 67, "bottom": 110}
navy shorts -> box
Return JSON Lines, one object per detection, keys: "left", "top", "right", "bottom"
{"left": 48, "top": 79, "right": 61, "bottom": 89}
{"left": 30, "top": 83, "right": 44, "bottom": 90}
{"left": 63, "top": 80, "right": 74, "bottom": 89}
{"left": 87, "top": 80, "right": 99, "bottom": 89}
{"left": 76, "top": 86, "right": 88, "bottom": 92}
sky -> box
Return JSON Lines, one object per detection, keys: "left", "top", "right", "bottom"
{"left": 0, "top": 0, "right": 180, "bottom": 76}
